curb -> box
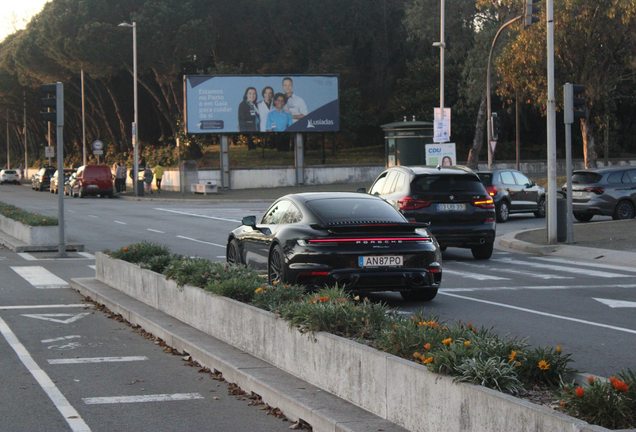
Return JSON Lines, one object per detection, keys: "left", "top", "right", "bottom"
{"left": 70, "top": 277, "right": 409, "bottom": 432}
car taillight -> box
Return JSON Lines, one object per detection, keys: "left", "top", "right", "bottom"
{"left": 485, "top": 186, "right": 498, "bottom": 196}
{"left": 473, "top": 198, "right": 495, "bottom": 209}
{"left": 398, "top": 197, "right": 431, "bottom": 210}
{"left": 584, "top": 187, "right": 604, "bottom": 194}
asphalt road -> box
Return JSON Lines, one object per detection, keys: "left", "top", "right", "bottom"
{"left": 2, "top": 184, "right": 635, "bottom": 380}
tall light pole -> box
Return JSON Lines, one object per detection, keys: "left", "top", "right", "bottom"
{"left": 546, "top": 0, "right": 557, "bottom": 244}
{"left": 119, "top": 22, "right": 138, "bottom": 196}
{"left": 433, "top": 0, "right": 445, "bottom": 124}
{"left": 81, "top": 69, "right": 86, "bottom": 166}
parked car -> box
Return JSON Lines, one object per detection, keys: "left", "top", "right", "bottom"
{"left": 476, "top": 169, "right": 546, "bottom": 223}
{"left": 32, "top": 166, "right": 57, "bottom": 191}
{"left": 50, "top": 169, "right": 77, "bottom": 194}
{"left": 562, "top": 166, "right": 636, "bottom": 221}
{"left": 64, "top": 172, "right": 77, "bottom": 196}
{"left": 363, "top": 166, "right": 496, "bottom": 259}
{"left": 227, "top": 192, "right": 442, "bottom": 301}
{"left": 0, "top": 169, "right": 20, "bottom": 185}
{"left": 70, "top": 165, "right": 114, "bottom": 198}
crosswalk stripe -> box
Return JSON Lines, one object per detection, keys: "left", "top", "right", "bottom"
{"left": 456, "top": 262, "right": 573, "bottom": 280}
{"left": 530, "top": 257, "right": 636, "bottom": 273}
{"left": 83, "top": 393, "right": 204, "bottom": 405}
{"left": 491, "top": 258, "right": 631, "bottom": 278}
{"left": 11, "top": 266, "right": 69, "bottom": 289}
{"left": 442, "top": 269, "right": 510, "bottom": 281}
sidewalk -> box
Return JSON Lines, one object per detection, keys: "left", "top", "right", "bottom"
{"left": 499, "top": 218, "right": 636, "bottom": 267}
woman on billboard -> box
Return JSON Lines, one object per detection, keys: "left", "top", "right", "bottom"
{"left": 257, "top": 86, "right": 275, "bottom": 132}
{"left": 238, "top": 87, "right": 260, "bottom": 132}
{"left": 266, "top": 93, "right": 294, "bottom": 132}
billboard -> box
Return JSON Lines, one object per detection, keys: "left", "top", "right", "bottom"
{"left": 425, "top": 143, "right": 456, "bottom": 166}
{"left": 184, "top": 75, "right": 339, "bottom": 134}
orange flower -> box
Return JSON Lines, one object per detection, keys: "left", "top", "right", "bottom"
{"left": 391, "top": 324, "right": 397, "bottom": 330}
{"left": 559, "top": 401, "right": 566, "bottom": 407}
{"left": 423, "top": 343, "right": 431, "bottom": 350}
{"left": 556, "top": 345, "right": 562, "bottom": 354}
{"left": 464, "top": 341, "right": 471, "bottom": 348}
{"left": 467, "top": 322, "right": 473, "bottom": 329}
{"left": 442, "top": 338, "right": 452, "bottom": 346}
{"left": 609, "top": 376, "right": 618, "bottom": 385}
{"left": 422, "top": 356, "right": 434, "bottom": 364}
{"left": 575, "top": 387, "right": 585, "bottom": 398}
{"left": 586, "top": 376, "right": 595, "bottom": 384}
{"left": 123, "top": 247, "right": 128, "bottom": 251}
{"left": 413, "top": 352, "right": 422, "bottom": 360}
{"left": 538, "top": 360, "right": 550, "bottom": 370}
{"left": 613, "top": 380, "right": 629, "bottom": 392}
{"left": 508, "top": 350, "right": 517, "bottom": 363}
{"left": 254, "top": 288, "right": 263, "bottom": 293}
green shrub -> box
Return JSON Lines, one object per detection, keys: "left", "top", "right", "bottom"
{"left": 105, "top": 242, "right": 170, "bottom": 265}
{"left": 516, "top": 346, "right": 576, "bottom": 387}
{"left": 250, "top": 282, "right": 306, "bottom": 312}
{"left": 455, "top": 357, "right": 523, "bottom": 395}
{"left": 205, "top": 265, "right": 263, "bottom": 303}
{"left": 0, "top": 201, "right": 58, "bottom": 226}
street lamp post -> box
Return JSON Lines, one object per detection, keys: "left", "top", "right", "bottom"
{"left": 119, "top": 22, "right": 138, "bottom": 197}
{"left": 433, "top": 0, "right": 445, "bottom": 127}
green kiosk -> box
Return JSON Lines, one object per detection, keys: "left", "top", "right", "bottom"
{"left": 380, "top": 121, "right": 435, "bottom": 167}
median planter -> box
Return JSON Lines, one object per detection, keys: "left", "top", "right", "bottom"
{"left": 94, "top": 252, "right": 609, "bottom": 432}
{"left": 0, "top": 213, "right": 61, "bottom": 246}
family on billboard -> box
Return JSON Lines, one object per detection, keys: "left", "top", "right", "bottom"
{"left": 237, "top": 77, "right": 309, "bottom": 132}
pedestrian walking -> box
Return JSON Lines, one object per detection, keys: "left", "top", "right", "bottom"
{"left": 121, "top": 163, "right": 127, "bottom": 191}
{"left": 143, "top": 165, "right": 153, "bottom": 194}
{"left": 153, "top": 163, "right": 164, "bottom": 194}
{"left": 18, "top": 163, "right": 24, "bottom": 180}
{"left": 115, "top": 162, "right": 126, "bottom": 193}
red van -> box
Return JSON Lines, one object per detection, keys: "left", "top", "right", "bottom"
{"left": 70, "top": 165, "right": 114, "bottom": 198}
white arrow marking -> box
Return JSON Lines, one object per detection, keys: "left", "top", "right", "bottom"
{"left": 21, "top": 313, "right": 91, "bottom": 324}
{"left": 594, "top": 298, "right": 636, "bottom": 308}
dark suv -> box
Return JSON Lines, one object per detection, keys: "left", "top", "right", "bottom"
{"left": 32, "top": 166, "right": 57, "bottom": 191}
{"left": 564, "top": 166, "right": 636, "bottom": 221}
{"left": 364, "top": 166, "right": 496, "bottom": 259}
{"left": 476, "top": 169, "right": 546, "bottom": 222}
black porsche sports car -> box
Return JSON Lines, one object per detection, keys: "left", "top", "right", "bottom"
{"left": 227, "top": 192, "right": 442, "bottom": 301}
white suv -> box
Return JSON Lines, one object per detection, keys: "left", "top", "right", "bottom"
{"left": 0, "top": 169, "right": 20, "bottom": 185}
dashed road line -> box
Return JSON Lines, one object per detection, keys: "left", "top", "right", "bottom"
{"left": 48, "top": 356, "right": 148, "bottom": 365}
{"left": 155, "top": 208, "right": 240, "bottom": 223}
{"left": 442, "top": 269, "right": 510, "bottom": 281}
{"left": 83, "top": 393, "right": 204, "bottom": 405}
{"left": 114, "top": 221, "right": 127, "bottom": 225}
{"left": 492, "top": 258, "right": 631, "bottom": 278}
{"left": 78, "top": 252, "right": 95, "bottom": 259}
{"left": 147, "top": 229, "right": 165, "bottom": 233}
{"left": 176, "top": 236, "right": 225, "bottom": 248}
{"left": 530, "top": 257, "right": 636, "bottom": 273}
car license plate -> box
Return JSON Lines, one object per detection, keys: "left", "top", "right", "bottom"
{"left": 358, "top": 256, "right": 403, "bottom": 267}
{"left": 573, "top": 191, "right": 583, "bottom": 197}
{"left": 437, "top": 203, "right": 465, "bottom": 211}
{"left": 87, "top": 185, "right": 98, "bottom": 188}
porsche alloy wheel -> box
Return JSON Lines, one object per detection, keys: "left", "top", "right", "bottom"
{"left": 268, "top": 244, "right": 287, "bottom": 284}
{"left": 226, "top": 239, "right": 242, "bottom": 265}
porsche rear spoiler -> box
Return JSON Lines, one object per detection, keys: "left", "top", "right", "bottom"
{"left": 310, "top": 221, "right": 430, "bottom": 233}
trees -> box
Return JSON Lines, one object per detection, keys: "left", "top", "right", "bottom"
{"left": 497, "top": 0, "right": 636, "bottom": 168}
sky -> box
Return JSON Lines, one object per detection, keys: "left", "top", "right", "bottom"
{"left": 1, "top": 0, "right": 49, "bottom": 41}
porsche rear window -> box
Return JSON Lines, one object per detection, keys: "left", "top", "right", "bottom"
{"left": 306, "top": 198, "right": 406, "bottom": 224}
{"left": 572, "top": 172, "right": 601, "bottom": 184}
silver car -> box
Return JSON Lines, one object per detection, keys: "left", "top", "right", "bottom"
{"left": 565, "top": 167, "right": 636, "bottom": 221}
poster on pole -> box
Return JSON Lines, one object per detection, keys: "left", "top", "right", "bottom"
{"left": 184, "top": 75, "right": 339, "bottom": 134}
{"left": 433, "top": 107, "right": 451, "bottom": 142}
{"left": 425, "top": 143, "right": 456, "bottom": 166}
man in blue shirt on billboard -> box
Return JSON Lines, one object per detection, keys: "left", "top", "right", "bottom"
{"left": 282, "top": 77, "right": 308, "bottom": 123}
{"left": 266, "top": 93, "right": 294, "bottom": 131}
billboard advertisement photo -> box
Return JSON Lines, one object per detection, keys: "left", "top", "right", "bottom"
{"left": 425, "top": 143, "right": 456, "bottom": 166}
{"left": 184, "top": 75, "right": 339, "bottom": 134}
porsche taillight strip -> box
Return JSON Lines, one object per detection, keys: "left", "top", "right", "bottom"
{"left": 308, "top": 237, "right": 431, "bottom": 243}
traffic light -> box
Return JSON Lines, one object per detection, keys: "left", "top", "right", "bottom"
{"left": 563, "top": 83, "right": 585, "bottom": 124}
{"left": 40, "top": 82, "right": 63, "bottom": 125}
{"left": 491, "top": 112, "right": 501, "bottom": 140}
{"left": 523, "top": 0, "right": 540, "bottom": 29}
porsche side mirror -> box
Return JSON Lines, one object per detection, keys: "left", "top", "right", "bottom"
{"left": 357, "top": 187, "right": 366, "bottom": 193}
{"left": 242, "top": 216, "right": 257, "bottom": 228}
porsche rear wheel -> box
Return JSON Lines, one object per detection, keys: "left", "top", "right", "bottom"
{"left": 268, "top": 244, "right": 287, "bottom": 284}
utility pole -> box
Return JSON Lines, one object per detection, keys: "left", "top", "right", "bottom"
{"left": 546, "top": 0, "right": 557, "bottom": 244}
{"left": 81, "top": 69, "right": 86, "bottom": 166}
{"left": 6, "top": 109, "right": 9, "bottom": 169}
{"left": 23, "top": 91, "right": 27, "bottom": 177}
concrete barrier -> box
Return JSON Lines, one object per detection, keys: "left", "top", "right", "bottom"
{"left": 94, "top": 252, "right": 609, "bottom": 432}
{"left": 0, "top": 214, "right": 62, "bottom": 246}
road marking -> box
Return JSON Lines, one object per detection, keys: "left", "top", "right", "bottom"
{"left": 11, "top": 266, "right": 69, "bottom": 288}
{"left": 83, "top": 393, "right": 204, "bottom": 405}
{"left": 49, "top": 356, "right": 148, "bottom": 365}
{"left": 594, "top": 298, "right": 636, "bottom": 308}
{"left": 439, "top": 292, "right": 636, "bottom": 335}
{"left": 442, "top": 269, "right": 510, "bottom": 281}
{"left": 457, "top": 262, "right": 573, "bottom": 280}
{"left": 441, "top": 283, "right": 636, "bottom": 292}
{"left": 0, "top": 316, "right": 90, "bottom": 431}
{"left": 88, "top": 265, "right": 96, "bottom": 270}
{"left": 492, "top": 258, "right": 631, "bottom": 278}
{"left": 531, "top": 257, "right": 636, "bottom": 273}
{"left": 216, "top": 256, "right": 226, "bottom": 259}
{"left": 0, "top": 304, "right": 88, "bottom": 310}
{"left": 18, "top": 252, "right": 38, "bottom": 261}
{"left": 22, "top": 313, "right": 91, "bottom": 324}
{"left": 42, "top": 335, "right": 81, "bottom": 343}
{"left": 114, "top": 221, "right": 127, "bottom": 225}
{"left": 176, "top": 236, "right": 225, "bottom": 248}
{"left": 147, "top": 229, "right": 165, "bottom": 233}
{"left": 18, "top": 252, "right": 95, "bottom": 261}
{"left": 155, "top": 208, "right": 240, "bottom": 223}
{"left": 88, "top": 215, "right": 98, "bottom": 218}
{"left": 78, "top": 252, "right": 95, "bottom": 259}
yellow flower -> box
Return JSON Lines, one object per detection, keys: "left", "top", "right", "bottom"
{"left": 422, "top": 356, "right": 434, "bottom": 364}
{"left": 442, "top": 338, "right": 452, "bottom": 346}
{"left": 538, "top": 360, "right": 550, "bottom": 370}
{"left": 509, "top": 350, "right": 517, "bottom": 362}
{"left": 255, "top": 288, "right": 263, "bottom": 293}
{"left": 423, "top": 343, "right": 431, "bottom": 350}
{"left": 464, "top": 341, "right": 471, "bottom": 348}
{"left": 556, "top": 345, "right": 562, "bottom": 354}
{"left": 354, "top": 295, "right": 360, "bottom": 301}
{"left": 273, "top": 280, "right": 278, "bottom": 286}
